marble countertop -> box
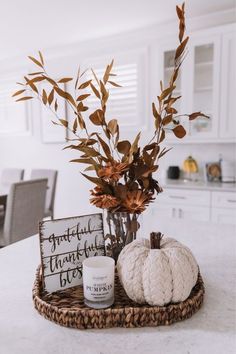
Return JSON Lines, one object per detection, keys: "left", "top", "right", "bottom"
{"left": 0, "top": 220, "right": 235, "bottom": 354}
{"left": 162, "top": 179, "right": 236, "bottom": 192}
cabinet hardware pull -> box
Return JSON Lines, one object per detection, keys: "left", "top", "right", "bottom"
{"left": 227, "top": 199, "right": 236, "bottom": 203}
{"left": 179, "top": 208, "right": 182, "bottom": 218}
{"left": 169, "top": 196, "right": 186, "bottom": 199}
{"left": 172, "top": 208, "right": 176, "bottom": 217}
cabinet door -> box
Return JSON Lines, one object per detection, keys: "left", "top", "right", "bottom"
{"left": 220, "top": 30, "right": 236, "bottom": 140}
{"left": 152, "top": 201, "right": 210, "bottom": 223}
{"left": 178, "top": 205, "right": 210, "bottom": 222}
{"left": 187, "top": 35, "right": 221, "bottom": 140}
{"left": 151, "top": 204, "right": 176, "bottom": 219}
{"left": 211, "top": 191, "right": 236, "bottom": 225}
{"left": 211, "top": 208, "right": 236, "bottom": 225}
{"left": 157, "top": 41, "right": 190, "bottom": 141}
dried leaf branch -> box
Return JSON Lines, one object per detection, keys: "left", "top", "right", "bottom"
{"left": 13, "top": 2, "right": 209, "bottom": 214}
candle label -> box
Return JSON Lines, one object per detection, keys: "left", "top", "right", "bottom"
{"left": 84, "top": 274, "right": 114, "bottom": 301}
{"left": 39, "top": 213, "right": 105, "bottom": 293}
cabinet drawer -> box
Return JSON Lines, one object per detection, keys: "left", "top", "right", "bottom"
{"left": 212, "top": 192, "right": 236, "bottom": 209}
{"left": 157, "top": 188, "right": 211, "bottom": 207}
{"left": 151, "top": 204, "right": 210, "bottom": 222}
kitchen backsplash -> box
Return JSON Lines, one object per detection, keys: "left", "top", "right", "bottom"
{"left": 157, "top": 143, "right": 236, "bottom": 182}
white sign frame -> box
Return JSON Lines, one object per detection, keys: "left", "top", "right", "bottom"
{"left": 39, "top": 213, "right": 105, "bottom": 293}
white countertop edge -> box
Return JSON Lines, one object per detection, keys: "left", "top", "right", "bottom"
{"left": 161, "top": 179, "right": 236, "bottom": 192}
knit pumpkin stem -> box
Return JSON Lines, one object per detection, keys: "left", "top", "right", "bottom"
{"left": 150, "top": 232, "right": 163, "bottom": 249}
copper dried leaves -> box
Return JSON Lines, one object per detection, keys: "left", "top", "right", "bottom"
{"left": 13, "top": 2, "right": 208, "bottom": 214}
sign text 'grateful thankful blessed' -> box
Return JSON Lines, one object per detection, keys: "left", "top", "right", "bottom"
{"left": 39, "top": 213, "right": 105, "bottom": 292}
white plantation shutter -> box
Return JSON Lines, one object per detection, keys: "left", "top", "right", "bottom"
{"left": 83, "top": 48, "right": 148, "bottom": 132}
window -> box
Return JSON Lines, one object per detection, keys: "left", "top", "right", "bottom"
{"left": 81, "top": 47, "right": 149, "bottom": 133}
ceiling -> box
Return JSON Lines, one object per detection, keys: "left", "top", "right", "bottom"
{"left": 0, "top": 0, "right": 235, "bottom": 59}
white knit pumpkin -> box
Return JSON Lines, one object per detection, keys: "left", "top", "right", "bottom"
{"left": 117, "top": 234, "right": 198, "bottom": 306}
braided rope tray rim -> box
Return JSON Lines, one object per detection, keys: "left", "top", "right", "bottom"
{"left": 32, "top": 266, "right": 205, "bottom": 329}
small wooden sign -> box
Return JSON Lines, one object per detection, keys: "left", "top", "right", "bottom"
{"left": 39, "top": 213, "right": 105, "bottom": 293}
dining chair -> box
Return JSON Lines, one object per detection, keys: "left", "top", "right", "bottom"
{"left": 0, "top": 179, "right": 47, "bottom": 247}
{"left": 0, "top": 168, "right": 24, "bottom": 223}
{"left": 30, "top": 169, "right": 58, "bottom": 219}
{"left": 0, "top": 168, "right": 24, "bottom": 187}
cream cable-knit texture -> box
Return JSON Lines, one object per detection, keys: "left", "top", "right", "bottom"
{"left": 117, "top": 237, "right": 198, "bottom": 306}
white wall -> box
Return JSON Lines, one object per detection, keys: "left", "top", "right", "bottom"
{"left": 0, "top": 11, "right": 235, "bottom": 218}
{"left": 0, "top": 117, "right": 98, "bottom": 218}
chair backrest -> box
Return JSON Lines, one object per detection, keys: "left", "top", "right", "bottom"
{"left": 3, "top": 179, "right": 47, "bottom": 245}
{"left": 30, "top": 169, "right": 58, "bottom": 216}
{"left": 1, "top": 168, "right": 24, "bottom": 189}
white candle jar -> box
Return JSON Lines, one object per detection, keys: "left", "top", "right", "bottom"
{"left": 83, "top": 256, "right": 115, "bottom": 309}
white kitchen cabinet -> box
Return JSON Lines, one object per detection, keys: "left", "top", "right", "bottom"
{"left": 157, "top": 40, "right": 190, "bottom": 140}
{"left": 219, "top": 30, "right": 236, "bottom": 140}
{"left": 156, "top": 24, "right": 236, "bottom": 143}
{"left": 152, "top": 188, "right": 236, "bottom": 226}
{"left": 151, "top": 204, "right": 175, "bottom": 219}
{"left": 157, "top": 34, "right": 220, "bottom": 142}
{"left": 175, "top": 205, "right": 210, "bottom": 222}
{"left": 153, "top": 203, "right": 210, "bottom": 222}
{"left": 211, "top": 191, "right": 236, "bottom": 225}
{"left": 157, "top": 188, "right": 211, "bottom": 207}
{"left": 212, "top": 191, "right": 236, "bottom": 208}
{"left": 187, "top": 35, "right": 221, "bottom": 140}
{"left": 153, "top": 188, "right": 211, "bottom": 222}
{"left": 211, "top": 208, "right": 236, "bottom": 225}
{"left": 162, "top": 47, "right": 185, "bottom": 113}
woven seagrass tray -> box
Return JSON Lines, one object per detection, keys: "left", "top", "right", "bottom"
{"left": 32, "top": 266, "right": 204, "bottom": 330}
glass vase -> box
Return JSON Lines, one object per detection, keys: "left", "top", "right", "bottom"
{"left": 103, "top": 211, "right": 140, "bottom": 262}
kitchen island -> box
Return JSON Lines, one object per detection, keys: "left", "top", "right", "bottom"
{"left": 0, "top": 220, "right": 235, "bottom": 354}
